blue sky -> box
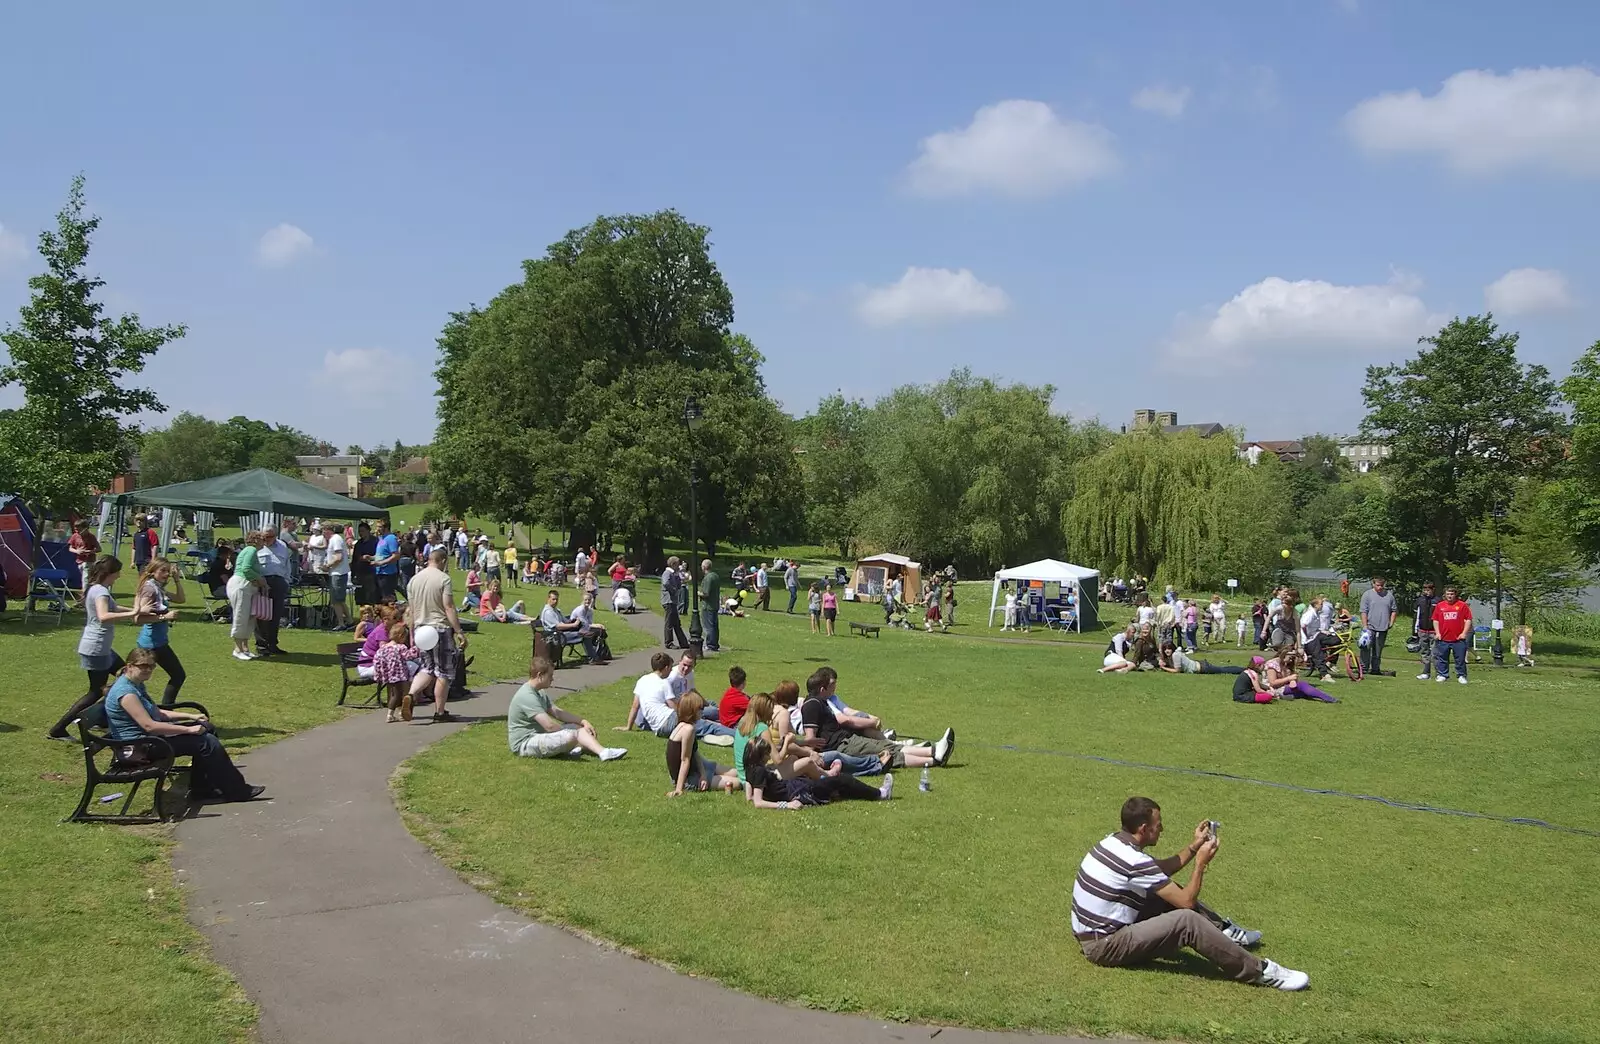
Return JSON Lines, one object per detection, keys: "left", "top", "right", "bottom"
{"left": 2, "top": 0, "right": 1597, "bottom": 448}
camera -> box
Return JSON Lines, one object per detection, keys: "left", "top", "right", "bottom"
{"left": 1205, "top": 820, "right": 1221, "bottom": 840}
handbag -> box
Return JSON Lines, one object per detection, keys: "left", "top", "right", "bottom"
{"left": 252, "top": 592, "right": 275, "bottom": 621}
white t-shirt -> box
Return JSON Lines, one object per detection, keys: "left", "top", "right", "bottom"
{"left": 326, "top": 533, "right": 350, "bottom": 575}
{"left": 308, "top": 533, "right": 328, "bottom": 572}
{"left": 456, "top": 531, "right": 468, "bottom": 550}
{"left": 1210, "top": 600, "right": 1225, "bottom": 620}
{"left": 1299, "top": 606, "right": 1320, "bottom": 644}
{"left": 668, "top": 664, "right": 695, "bottom": 699}
{"left": 1137, "top": 604, "right": 1155, "bottom": 626}
{"left": 634, "top": 672, "right": 676, "bottom": 733}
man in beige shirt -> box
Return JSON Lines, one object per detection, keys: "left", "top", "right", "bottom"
{"left": 406, "top": 547, "right": 467, "bottom": 722}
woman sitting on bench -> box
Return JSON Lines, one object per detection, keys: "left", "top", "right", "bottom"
{"left": 105, "top": 648, "right": 265, "bottom": 803}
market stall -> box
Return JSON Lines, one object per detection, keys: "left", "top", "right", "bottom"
{"left": 988, "top": 558, "right": 1099, "bottom": 632}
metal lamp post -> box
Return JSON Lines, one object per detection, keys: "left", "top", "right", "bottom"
{"left": 1491, "top": 501, "right": 1506, "bottom": 666}
{"left": 684, "top": 396, "right": 704, "bottom": 655}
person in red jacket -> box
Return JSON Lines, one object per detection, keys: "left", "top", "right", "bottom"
{"left": 719, "top": 664, "right": 751, "bottom": 728}
{"left": 1430, "top": 585, "right": 1473, "bottom": 684}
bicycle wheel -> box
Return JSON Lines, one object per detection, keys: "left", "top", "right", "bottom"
{"left": 1345, "top": 648, "right": 1364, "bottom": 682}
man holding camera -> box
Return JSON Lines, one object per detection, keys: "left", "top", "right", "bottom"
{"left": 1071, "top": 797, "right": 1309, "bottom": 990}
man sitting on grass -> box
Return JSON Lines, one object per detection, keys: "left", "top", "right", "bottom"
{"left": 508, "top": 656, "right": 627, "bottom": 762}
{"left": 1071, "top": 796, "right": 1308, "bottom": 991}
{"left": 618, "top": 652, "right": 734, "bottom": 738}
{"left": 799, "top": 668, "right": 951, "bottom": 772}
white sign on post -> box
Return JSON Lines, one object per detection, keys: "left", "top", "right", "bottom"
{"left": 1492, "top": 619, "right": 1504, "bottom": 630}
{"left": 1226, "top": 579, "right": 1239, "bottom": 589}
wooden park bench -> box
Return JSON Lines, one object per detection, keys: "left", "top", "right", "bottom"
{"left": 849, "top": 620, "right": 881, "bottom": 638}
{"left": 68, "top": 699, "right": 211, "bottom": 823}
{"left": 336, "top": 641, "right": 381, "bottom": 706}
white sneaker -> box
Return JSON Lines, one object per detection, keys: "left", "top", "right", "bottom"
{"left": 702, "top": 732, "right": 735, "bottom": 747}
{"left": 599, "top": 747, "right": 628, "bottom": 762}
{"left": 879, "top": 774, "right": 894, "bottom": 800}
{"left": 1258, "top": 958, "right": 1309, "bottom": 990}
{"left": 1416, "top": 672, "right": 1431, "bottom": 680}
{"left": 883, "top": 729, "right": 897, "bottom": 742}
{"left": 933, "top": 727, "right": 955, "bottom": 766}
{"left": 1457, "top": 676, "right": 1468, "bottom": 685}
{"left": 231, "top": 650, "right": 252, "bottom": 661}
{"left": 1224, "top": 923, "right": 1263, "bottom": 948}
{"left": 1435, "top": 675, "right": 1448, "bottom": 683}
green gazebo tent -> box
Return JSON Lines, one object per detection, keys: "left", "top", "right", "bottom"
{"left": 104, "top": 468, "right": 389, "bottom": 559}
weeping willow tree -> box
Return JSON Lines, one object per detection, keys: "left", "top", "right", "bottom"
{"left": 1065, "top": 432, "right": 1292, "bottom": 590}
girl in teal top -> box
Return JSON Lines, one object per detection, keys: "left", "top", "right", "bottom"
{"left": 133, "top": 558, "right": 187, "bottom": 706}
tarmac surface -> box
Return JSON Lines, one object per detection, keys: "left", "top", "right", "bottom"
{"left": 172, "top": 614, "right": 1109, "bottom": 1044}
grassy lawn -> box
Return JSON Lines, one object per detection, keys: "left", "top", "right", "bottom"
{"left": 0, "top": 582, "right": 645, "bottom": 1044}
{"left": 399, "top": 595, "right": 1600, "bottom": 1044}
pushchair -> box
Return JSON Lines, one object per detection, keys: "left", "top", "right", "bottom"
{"left": 887, "top": 597, "right": 913, "bottom": 629}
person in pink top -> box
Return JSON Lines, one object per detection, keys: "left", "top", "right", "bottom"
{"left": 821, "top": 583, "right": 839, "bottom": 636}
{"left": 1183, "top": 600, "right": 1200, "bottom": 652}
{"left": 477, "top": 579, "right": 530, "bottom": 623}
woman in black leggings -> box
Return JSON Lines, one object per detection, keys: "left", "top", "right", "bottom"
{"left": 49, "top": 555, "right": 139, "bottom": 739}
{"left": 133, "top": 557, "right": 187, "bottom": 707}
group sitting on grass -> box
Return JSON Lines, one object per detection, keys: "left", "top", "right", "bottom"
{"left": 507, "top": 654, "right": 955, "bottom": 807}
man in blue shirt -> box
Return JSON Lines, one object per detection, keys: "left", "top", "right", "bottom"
{"left": 256, "top": 525, "right": 292, "bottom": 656}
{"left": 371, "top": 518, "right": 400, "bottom": 603}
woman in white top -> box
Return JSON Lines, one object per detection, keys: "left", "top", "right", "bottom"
{"left": 49, "top": 556, "right": 141, "bottom": 739}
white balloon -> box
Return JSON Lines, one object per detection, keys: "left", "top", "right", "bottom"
{"left": 414, "top": 625, "right": 441, "bottom": 651}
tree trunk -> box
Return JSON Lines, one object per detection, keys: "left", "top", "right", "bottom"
{"left": 568, "top": 524, "right": 597, "bottom": 553}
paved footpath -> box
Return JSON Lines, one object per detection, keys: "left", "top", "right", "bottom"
{"left": 173, "top": 619, "right": 1108, "bottom": 1044}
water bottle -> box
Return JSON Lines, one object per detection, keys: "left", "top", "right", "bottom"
{"left": 919, "top": 767, "right": 931, "bottom": 793}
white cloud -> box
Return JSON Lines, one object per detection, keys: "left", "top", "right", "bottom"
{"left": 1171, "top": 273, "right": 1440, "bottom": 361}
{"left": 857, "top": 267, "right": 1010, "bottom": 326}
{"left": 257, "top": 223, "right": 315, "bottom": 267}
{"left": 0, "top": 222, "right": 27, "bottom": 267}
{"left": 1130, "top": 85, "right": 1192, "bottom": 119}
{"left": 1484, "top": 267, "right": 1574, "bottom": 315}
{"left": 321, "top": 348, "right": 391, "bottom": 377}
{"left": 905, "top": 99, "right": 1119, "bottom": 198}
{"left": 1344, "top": 66, "right": 1600, "bottom": 176}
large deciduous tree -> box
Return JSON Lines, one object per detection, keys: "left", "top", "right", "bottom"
{"left": 1347, "top": 315, "right": 1564, "bottom": 582}
{"left": 431, "top": 211, "right": 802, "bottom": 561}
{"left": 1451, "top": 480, "right": 1591, "bottom": 626}
{"left": 1066, "top": 430, "right": 1291, "bottom": 590}
{"left": 1557, "top": 339, "right": 1600, "bottom": 563}
{"left": 140, "top": 413, "right": 321, "bottom": 485}
{"left": 794, "top": 394, "right": 873, "bottom": 560}
{"left": 0, "top": 176, "right": 184, "bottom": 512}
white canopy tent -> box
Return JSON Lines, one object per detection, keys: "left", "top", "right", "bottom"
{"left": 989, "top": 558, "right": 1100, "bottom": 632}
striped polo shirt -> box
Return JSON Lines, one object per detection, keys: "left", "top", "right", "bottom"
{"left": 1070, "top": 831, "right": 1171, "bottom": 940}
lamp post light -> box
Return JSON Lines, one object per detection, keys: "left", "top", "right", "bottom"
{"left": 684, "top": 396, "right": 705, "bottom": 656}
{"left": 1491, "top": 500, "right": 1506, "bottom": 666}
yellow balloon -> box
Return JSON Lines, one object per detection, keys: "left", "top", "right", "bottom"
{"left": 1280, "top": 549, "right": 1291, "bottom": 559}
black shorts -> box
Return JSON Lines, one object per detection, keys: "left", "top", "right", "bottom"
{"left": 823, "top": 607, "right": 837, "bottom": 621}
{"left": 376, "top": 573, "right": 398, "bottom": 602}
{"left": 355, "top": 574, "right": 379, "bottom": 605}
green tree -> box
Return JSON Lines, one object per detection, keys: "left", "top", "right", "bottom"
{"left": 1557, "top": 339, "right": 1600, "bottom": 563}
{"left": 431, "top": 212, "right": 800, "bottom": 562}
{"left": 1066, "top": 430, "right": 1291, "bottom": 590}
{"left": 1357, "top": 315, "right": 1564, "bottom": 578}
{"left": 140, "top": 411, "right": 230, "bottom": 485}
{"left": 795, "top": 394, "right": 874, "bottom": 559}
{"left": 1331, "top": 482, "right": 1433, "bottom": 591}
{"left": 0, "top": 176, "right": 184, "bottom": 512}
{"left": 217, "top": 416, "right": 318, "bottom": 475}
{"left": 849, "top": 370, "right": 1108, "bottom": 572}
{"left": 1450, "top": 481, "right": 1591, "bottom": 626}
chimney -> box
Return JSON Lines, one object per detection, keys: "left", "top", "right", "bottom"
{"left": 1132, "top": 409, "right": 1156, "bottom": 429}
{"left": 1156, "top": 411, "right": 1177, "bottom": 428}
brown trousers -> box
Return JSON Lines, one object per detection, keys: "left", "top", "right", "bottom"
{"left": 1080, "top": 898, "right": 1263, "bottom": 983}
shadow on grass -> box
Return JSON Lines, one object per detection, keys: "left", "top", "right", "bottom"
{"left": 216, "top": 725, "right": 290, "bottom": 742}
{"left": 0, "top": 721, "right": 20, "bottom": 734}
{"left": 1141, "top": 951, "right": 1241, "bottom": 984}
{"left": 267, "top": 652, "right": 341, "bottom": 667}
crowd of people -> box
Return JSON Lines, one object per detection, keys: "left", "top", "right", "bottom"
{"left": 507, "top": 652, "right": 956, "bottom": 809}
{"left": 1094, "top": 574, "right": 1513, "bottom": 697}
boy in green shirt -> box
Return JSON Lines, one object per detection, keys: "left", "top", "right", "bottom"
{"left": 507, "top": 657, "right": 628, "bottom": 761}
